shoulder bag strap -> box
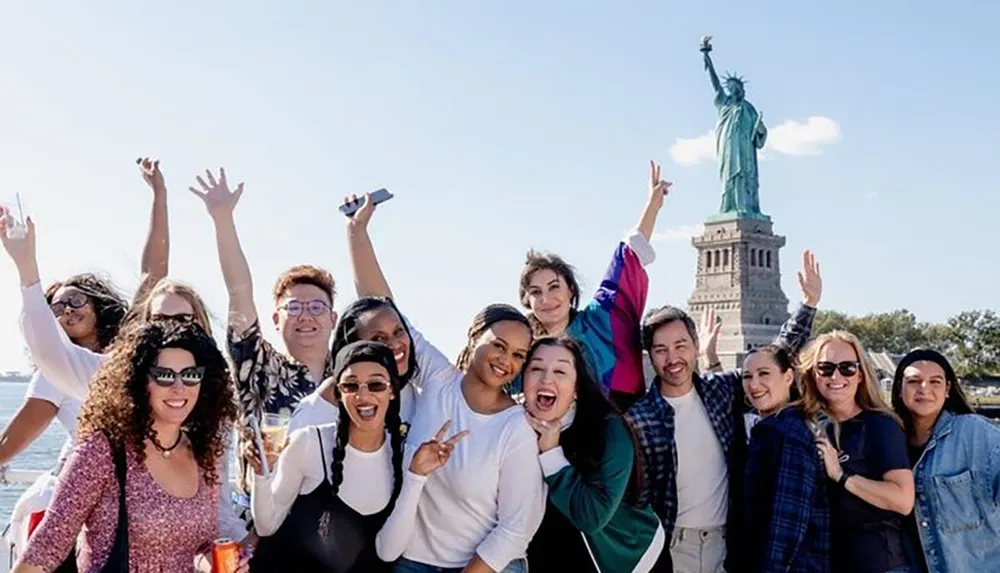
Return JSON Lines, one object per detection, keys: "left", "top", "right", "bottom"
{"left": 100, "top": 443, "right": 130, "bottom": 572}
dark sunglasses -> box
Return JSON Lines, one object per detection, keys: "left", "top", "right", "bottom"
{"left": 151, "top": 313, "right": 196, "bottom": 324}
{"left": 149, "top": 365, "right": 206, "bottom": 387}
{"left": 281, "top": 300, "right": 331, "bottom": 317}
{"left": 50, "top": 292, "right": 88, "bottom": 316}
{"left": 338, "top": 380, "right": 391, "bottom": 394}
{"left": 815, "top": 361, "right": 860, "bottom": 378}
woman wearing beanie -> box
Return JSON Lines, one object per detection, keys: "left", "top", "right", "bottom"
{"left": 247, "top": 341, "right": 422, "bottom": 572}
{"left": 890, "top": 348, "right": 1000, "bottom": 573}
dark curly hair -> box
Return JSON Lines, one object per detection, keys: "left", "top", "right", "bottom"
{"left": 526, "top": 336, "right": 645, "bottom": 504}
{"left": 45, "top": 273, "right": 128, "bottom": 351}
{"left": 77, "top": 319, "right": 237, "bottom": 484}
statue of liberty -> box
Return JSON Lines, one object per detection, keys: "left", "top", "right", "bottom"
{"left": 701, "top": 36, "right": 768, "bottom": 219}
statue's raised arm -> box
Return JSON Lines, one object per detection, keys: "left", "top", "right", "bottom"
{"left": 701, "top": 36, "right": 724, "bottom": 101}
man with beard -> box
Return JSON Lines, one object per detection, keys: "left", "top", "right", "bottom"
{"left": 625, "top": 251, "right": 822, "bottom": 573}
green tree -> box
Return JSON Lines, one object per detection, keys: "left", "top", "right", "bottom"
{"left": 944, "top": 310, "right": 1000, "bottom": 379}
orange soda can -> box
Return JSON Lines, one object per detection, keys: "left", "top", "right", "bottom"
{"left": 211, "top": 538, "right": 240, "bottom": 573}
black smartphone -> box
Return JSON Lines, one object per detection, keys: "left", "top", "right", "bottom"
{"left": 339, "top": 188, "right": 394, "bottom": 217}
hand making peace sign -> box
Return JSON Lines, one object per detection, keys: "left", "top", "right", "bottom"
{"left": 409, "top": 420, "right": 469, "bottom": 477}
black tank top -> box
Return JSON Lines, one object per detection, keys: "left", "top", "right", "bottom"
{"left": 250, "top": 428, "right": 393, "bottom": 573}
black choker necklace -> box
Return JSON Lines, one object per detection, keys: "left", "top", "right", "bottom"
{"left": 151, "top": 431, "right": 184, "bottom": 458}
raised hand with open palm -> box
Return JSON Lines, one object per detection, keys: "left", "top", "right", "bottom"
{"left": 797, "top": 250, "right": 822, "bottom": 308}
{"left": 188, "top": 167, "right": 244, "bottom": 221}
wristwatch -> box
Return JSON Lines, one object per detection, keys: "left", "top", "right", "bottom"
{"left": 837, "top": 471, "right": 851, "bottom": 488}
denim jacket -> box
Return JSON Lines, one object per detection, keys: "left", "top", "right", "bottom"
{"left": 912, "top": 410, "right": 1000, "bottom": 573}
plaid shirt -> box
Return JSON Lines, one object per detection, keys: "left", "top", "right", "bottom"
{"left": 625, "top": 303, "right": 816, "bottom": 539}
{"left": 744, "top": 408, "right": 832, "bottom": 572}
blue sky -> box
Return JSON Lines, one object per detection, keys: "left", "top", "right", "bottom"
{"left": 0, "top": 1, "right": 995, "bottom": 371}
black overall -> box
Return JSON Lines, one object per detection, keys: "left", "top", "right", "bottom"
{"left": 250, "top": 428, "right": 393, "bottom": 573}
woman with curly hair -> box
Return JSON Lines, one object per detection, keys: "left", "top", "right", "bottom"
{"left": 13, "top": 319, "right": 247, "bottom": 573}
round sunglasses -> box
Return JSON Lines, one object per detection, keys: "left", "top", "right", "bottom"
{"left": 50, "top": 292, "right": 88, "bottom": 316}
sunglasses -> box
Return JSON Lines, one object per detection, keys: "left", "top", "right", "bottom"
{"left": 149, "top": 365, "right": 206, "bottom": 387}
{"left": 338, "top": 380, "right": 391, "bottom": 394}
{"left": 281, "top": 300, "right": 331, "bottom": 317}
{"left": 50, "top": 292, "right": 88, "bottom": 316}
{"left": 815, "top": 361, "right": 860, "bottom": 378}
{"left": 151, "top": 312, "right": 196, "bottom": 324}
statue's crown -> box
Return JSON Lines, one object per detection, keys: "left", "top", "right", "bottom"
{"left": 723, "top": 72, "right": 746, "bottom": 86}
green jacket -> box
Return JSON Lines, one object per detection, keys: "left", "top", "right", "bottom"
{"left": 542, "top": 414, "right": 662, "bottom": 571}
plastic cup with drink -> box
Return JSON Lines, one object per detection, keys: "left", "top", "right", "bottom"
{"left": 260, "top": 412, "right": 290, "bottom": 457}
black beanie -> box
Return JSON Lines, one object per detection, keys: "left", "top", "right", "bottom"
{"left": 331, "top": 340, "right": 401, "bottom": 391}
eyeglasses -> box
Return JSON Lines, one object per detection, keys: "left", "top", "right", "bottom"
{"left": 151, "top": 313, "right": 196, "bottom": 324}
{"left": 338, "top": 381, "right": 391, "bottom": 394}
{"left": 50, "top": 292, "right": 88, "bottom": 316}
{"left": 815, "top": 361, "right": 860, "bottom": 378}
{"left": 149, "top": 365, "right": 206, "bottom": 387}
{"left": 280, "top": 300, "right": 331, "bottom": 317}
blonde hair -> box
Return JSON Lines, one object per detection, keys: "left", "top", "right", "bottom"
{"left": 794, "top": 330, "right": 900, "bottom": 443}
{"left": 131, "top": 278, "right": 214, "bottom": 336}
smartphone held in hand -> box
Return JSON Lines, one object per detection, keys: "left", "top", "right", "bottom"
{"left": 339, "top": 188, "right": 393, "bottom": 217}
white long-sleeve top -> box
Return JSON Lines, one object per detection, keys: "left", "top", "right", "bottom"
{"left": 251, "top": 423, "right": 403, "bottom": 535}
{"left": 18, "top": 280, "right": 246, "bottom": 540}
{"left": 375, "top": 353, "right": 546, "bottom": 571}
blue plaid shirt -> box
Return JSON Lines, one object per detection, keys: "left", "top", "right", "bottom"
{"left": 744, "top": 407, "right": 832, "bottom": 572}
{"left": 625, "top": 303, "right": 816, "bottom": 540}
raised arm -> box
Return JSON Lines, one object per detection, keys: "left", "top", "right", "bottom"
{"left": 539, "top": 415, "right": 633, "bottom": 533}
{"left": 344, "top": 193, "right": 393, "bottom": 299}
{"left": 773, "top": 250, "right": 823, "bottom": 356}
{"left": 189, "top": 168, "right": 258, "bottom": 335}
{"left": 133, "top": 157, "right": 170, "bottom": 304}
{"left": 0, "top": 213, "right": 101, "bottom": 401}
{"left": 637, "top": 160, "right": 671, "bottom": 243}
{"left": 703, "top": 51, "right": 724, "bottom": 99}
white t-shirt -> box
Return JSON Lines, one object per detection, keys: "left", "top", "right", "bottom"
{"left": 25, "top": 371, "right": 81, "bottom": 439}
{"left": 25, "top": 371, "right": 81, "bottom": 465}
{"left": 663, "top": 389, "right": 729, "bottom": 529}
{"left": 251, "top": 423, "right": 397, "bottom": 536}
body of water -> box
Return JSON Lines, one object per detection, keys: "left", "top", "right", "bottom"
{"left": 0, "top": 383, "right": 68, "bottom": 525}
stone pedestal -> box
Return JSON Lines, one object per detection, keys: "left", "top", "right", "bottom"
{"left": 687, "top": 216, "right": 790, "bottom": 370}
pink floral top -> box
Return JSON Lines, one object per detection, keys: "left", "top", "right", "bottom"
{"left": 20, "top": 433, "right": 219, "bottom": 573}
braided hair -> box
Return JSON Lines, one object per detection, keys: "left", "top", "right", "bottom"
{"left": 326, "top": 341, "right": 407, "bottom": 513}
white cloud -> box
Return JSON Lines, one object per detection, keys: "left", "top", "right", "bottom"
{"left": 766, "top": 116, "right": 841, "bottom": 156}
{"left": 669, "top": 132, "right": 715, "bottom": 166}
{"left": 864, "top": 190, "right": 879, "bottom": 201}
{"left": 669, "top": 116, "right": 840, "bottom": 166}
{"left": 652, "top": 224, "right": 704, "bottom": 244}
